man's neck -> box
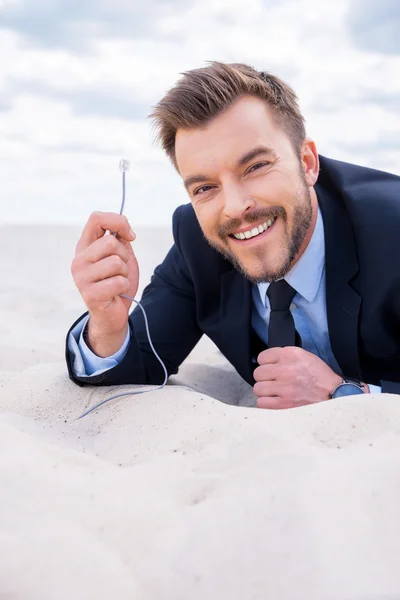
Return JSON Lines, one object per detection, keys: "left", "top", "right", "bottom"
{"left": 290, "top": 188, "right": 319, "bottom": 269}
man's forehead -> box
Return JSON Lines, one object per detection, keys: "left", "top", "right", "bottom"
{"left": 175, "top": 97, "right": 279, "bottom": 175}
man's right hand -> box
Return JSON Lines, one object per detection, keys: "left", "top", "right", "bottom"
{"left": 71, "top": 211, "right": 139, "bottom": 357}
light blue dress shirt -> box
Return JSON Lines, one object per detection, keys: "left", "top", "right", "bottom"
{"left": 252, "top": 207, "right": 341, "bottom": 371}
{"left": 67, "top": 207, "right": 380, "bottom": 393}
{"left": 68, "top": 313, "right": 130, "bottom": 377}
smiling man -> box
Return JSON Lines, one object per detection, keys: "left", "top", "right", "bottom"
{"left": 177, "top": 97, "right": 315, "bottom": 285}
{"left": 66, "top": 62, "right": 400, "bottom": 408}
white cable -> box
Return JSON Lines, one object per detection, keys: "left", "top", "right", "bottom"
{"left": 76, "top": 160, "right": 168, "bottom": 419}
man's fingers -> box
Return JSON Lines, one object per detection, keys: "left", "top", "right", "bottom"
{"left": 257, "top": 395, "right": 311, "bottom": 410}
{"left": 253, "top": 380, "right": 281, "bottom": 397}
{"left": 76, "top": 255, "right": 129, "bottom": 288}
{"left": 256, "top": 396, "right": 285, "bottom": 410}
{"left": 258, "top": 346, "right": 305, "bottom": 365}
{"left": 76, "top": 212, "right": 135, "bottom": 253}
{"left": 83, "top": 234, "right": 130, "bottom": 264}
{"left": 83, "top": 276, "right": 131, "bottom": 306}
{"left": 253, "top": 364, "right": 279, "bottom": 382}
{"left": 257, "top": 348, "right": 281, "bottom": 365}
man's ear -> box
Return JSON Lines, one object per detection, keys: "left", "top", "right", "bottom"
{"left": 301, "top": 138, "right": 319, "bottom": 187}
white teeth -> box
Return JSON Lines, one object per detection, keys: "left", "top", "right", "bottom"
{"left": 232, "top": 217, "right": 276, "bottom": 240}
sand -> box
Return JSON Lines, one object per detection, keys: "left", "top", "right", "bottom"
{"left": 1, "top": 224, "right": 400, "bottom": 600}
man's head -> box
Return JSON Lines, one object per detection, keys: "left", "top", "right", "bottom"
{"left": 150, "top": 62, "right": 320, "bottom": 283}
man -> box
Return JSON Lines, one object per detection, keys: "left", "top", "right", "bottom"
{"left": 66, "top": 62, "right": 400, "bottom": 409}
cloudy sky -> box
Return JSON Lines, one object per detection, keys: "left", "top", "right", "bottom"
{"left": 1, "top": 0, "right": 399, "bottom": 226}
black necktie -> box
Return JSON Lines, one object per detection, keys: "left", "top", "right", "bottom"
{"left": 267, "top": 280, "right": 301, "bottom": 348}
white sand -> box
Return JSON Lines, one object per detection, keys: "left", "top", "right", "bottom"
{"left": 1, "top": 224, "right": 400, "bottom": 599}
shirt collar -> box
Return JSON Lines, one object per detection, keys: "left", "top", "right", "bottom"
{"left": 257, "top": 205, "right": 325, "bottom": 305}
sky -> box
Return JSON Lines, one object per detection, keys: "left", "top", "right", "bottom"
{"left": 0, "top": 0, "right": 399, "bottom": 226}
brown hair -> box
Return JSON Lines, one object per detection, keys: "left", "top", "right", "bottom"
{"left": 150, "top": 61, "right": 306, "bottom": 170}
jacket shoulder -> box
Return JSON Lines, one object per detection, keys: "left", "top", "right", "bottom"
{"left": 172, "top": 203, "right": 200, "bottom": 236}
{"left": 318, "top": 155, "right": 400, "bottom": 223}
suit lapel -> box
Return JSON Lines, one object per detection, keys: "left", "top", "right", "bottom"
{"left": 316, "top": 182, "right": 362, "bottom": 380}
{"left": 219, "top": 268, "right": 255, "bottom": 384}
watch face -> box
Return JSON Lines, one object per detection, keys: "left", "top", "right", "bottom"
{"left": 333, "top": 383, "right": 364, "bottom": 398}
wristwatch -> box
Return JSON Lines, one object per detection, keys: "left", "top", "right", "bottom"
{"left": 329, "top": 378, "right": 365, "bottom": 399}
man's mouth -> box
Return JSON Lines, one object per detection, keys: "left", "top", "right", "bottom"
{"left": 229, "top": 217, "right": 277, "bottom": 241}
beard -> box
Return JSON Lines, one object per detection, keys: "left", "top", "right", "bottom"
{"left": 203, "top": 175, "right": 313, "bottom": 284}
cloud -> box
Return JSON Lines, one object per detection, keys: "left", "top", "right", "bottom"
{"left": 308, "top": 87, "right": 400, "bottom": 117}
{"left": 0, "top": 0, "right": 189, "bottom": 49}
{"left": 346, "top": 0, "right": 400, "bottom": 55}
{"left": 5, "top": 80, "right": 150, "bottom": 120}
{"left": 0, "top": 0, "right": 399, "bottom": 227}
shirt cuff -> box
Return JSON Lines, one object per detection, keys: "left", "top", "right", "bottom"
{"left": 67, "top": 315, "right": 131, "bottom": 377}
{"left": 367, "top": 383, "right": 381, "bottom": 394}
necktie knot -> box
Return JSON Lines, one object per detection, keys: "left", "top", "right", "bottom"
{"left": 267, "top": 279, "right": 296, "bottom": 311}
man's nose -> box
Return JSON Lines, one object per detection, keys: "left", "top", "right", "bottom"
{"left": 222, "top": 185, "right": 256, "bottom": 219}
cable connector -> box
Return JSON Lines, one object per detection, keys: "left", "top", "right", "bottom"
{"left": 119, "top": 159, "right": 130, "bottom": 172}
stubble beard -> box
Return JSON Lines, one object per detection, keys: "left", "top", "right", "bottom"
{"left": 203, "top": 180, "right": 313, "bottom": 284}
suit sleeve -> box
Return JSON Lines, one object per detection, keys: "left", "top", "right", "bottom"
{"left": 65, "top": 206, "right": 203, "bottom": 387}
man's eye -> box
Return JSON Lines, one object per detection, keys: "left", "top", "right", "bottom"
{"left": 194, "top": 185, "right": 214, "bottom": 195}
{"left": 247, "top": 162, "right": 269, "bottom": 174}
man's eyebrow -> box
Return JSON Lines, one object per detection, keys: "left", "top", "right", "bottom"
{"left": 183, "top": 174, "right": 209, "bottom": 191}
{"left": 236, "top": 145, "right": 275, "bottom": 168}
{"left": 183, "top": 145, "right": 275, "bottom": 191}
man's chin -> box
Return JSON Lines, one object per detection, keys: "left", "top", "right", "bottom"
{"left": 205, "top": 236, "right": 288, "bottom": 283}
{"left": 222, "top": 253, "right": 286, "bottom": 284}
{"left": 237, "top": 265, "right": 280, "bottom": 284}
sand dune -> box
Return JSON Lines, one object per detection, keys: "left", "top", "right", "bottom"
{"left": 1, "top": 225, "right": 400, "bottom": 599}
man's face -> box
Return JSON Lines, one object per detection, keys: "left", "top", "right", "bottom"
{"left": 175, "top": 96, "right": 317, "bottom": 283}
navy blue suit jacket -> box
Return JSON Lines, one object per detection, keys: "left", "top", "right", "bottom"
{"left": 66, "top": 156, "right": 400, "bottom": 394}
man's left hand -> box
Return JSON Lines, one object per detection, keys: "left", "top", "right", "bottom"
{"left": 253, "top": 347, "right": 343, "bottom": 409}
